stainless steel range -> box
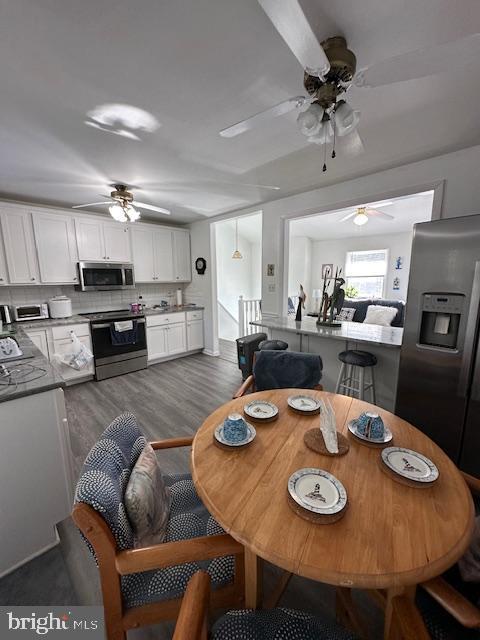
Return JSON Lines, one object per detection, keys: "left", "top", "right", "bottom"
{"left": 81, "top": 309, "right": 147, "bottom": 381}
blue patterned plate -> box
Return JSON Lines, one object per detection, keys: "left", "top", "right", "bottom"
{"left": 288, "top": 468, "right": 347, "bottom": 514}
{"left": 214, "top": 421, "right": 256, "bottom": 447}
{"left": 381, "top": 447, "right": 439, "bottom": 483}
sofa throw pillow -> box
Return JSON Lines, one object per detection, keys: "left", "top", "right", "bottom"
{"left": 124, "top": 442, "right": 171, "bottom": 547}
{"left": 364, "top": 305, "right": 398, "bottom": 327}
{"left": 336, "top": 307, "right": 356, "bottom": 322}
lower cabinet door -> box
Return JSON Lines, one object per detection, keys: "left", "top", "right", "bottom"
{"left": 51, "top": 336, "right": 95, "bottom": 380}
{"left": 187, "top": 319, "right": 204, "bottom": 350}
{"left": 26, "top": 330, "right": 50, "bottom": 359}
{"left": 166, "top": 322, "right": 187, "bottom": 355}
{"left": 147, "top": 325, "right": 168, "bottom": 360}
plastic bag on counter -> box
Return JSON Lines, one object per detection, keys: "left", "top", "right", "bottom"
{"left": 51, "top": 331, "right": 93, "bottom": 370}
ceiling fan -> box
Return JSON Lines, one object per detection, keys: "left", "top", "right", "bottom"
{"left": 219, "top": 0, "right": 480, "bottom": 167}
{"left": 340, "top": 201, "right": 395, "bottom": 226}
{"left": 72, "top": 184, "right": 171, "bottom": 222}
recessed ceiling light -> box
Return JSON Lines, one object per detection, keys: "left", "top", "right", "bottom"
{"left": 85, "top": 103, "right": 160, "bottom": 140}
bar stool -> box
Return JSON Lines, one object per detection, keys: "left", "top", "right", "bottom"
{"left": 258, "top": 339, "right": 288, "bottom": 351}
{"left": 335, "top": 349, "right": 377, "bottom": 402}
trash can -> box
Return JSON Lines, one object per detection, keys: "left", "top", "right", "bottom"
{"left": 258, "top": 339, "right": 288, "bottom": 351}
{"left": 236, "top": 332, "right": 267, "bottom": 380}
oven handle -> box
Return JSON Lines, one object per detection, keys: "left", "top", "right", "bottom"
{"left": 92, "top": 319, "right": 146, "bottom": 330}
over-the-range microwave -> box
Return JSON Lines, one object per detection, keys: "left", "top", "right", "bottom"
{"left": 76, "top": 262, "right": 135, "bottom": 291}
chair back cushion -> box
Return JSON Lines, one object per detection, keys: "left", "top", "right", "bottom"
{"left": 74, "top": 413, "right": 147, "bottom": 551}
{"left": 253, "top": 351, "right": 322, "bottom": 391}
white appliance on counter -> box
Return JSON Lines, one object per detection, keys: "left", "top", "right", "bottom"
{"left": 48, "top": 296, "right": 73, "bottom": 319}
{"left": 11, "top": 303, "right": 49, "bottom": 322}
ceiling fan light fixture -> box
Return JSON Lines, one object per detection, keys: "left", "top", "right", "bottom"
{"left": 335, "top": 100, "right": 360, "bottom": 136}
{"left": 353, "top": 210, "right": 369, "bottom": 226}
{"left": 297, "top": 103, "right": 323, "bottom": 136}
{"left": 126, "top": 205, "right": 141, "bottom": 222}
{"left": 109, "top": 203, "right": 128, "bottom": 222}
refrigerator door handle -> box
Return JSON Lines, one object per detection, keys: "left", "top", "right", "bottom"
{"left": 458, "top": 260, "right": 480, "bottom": 398}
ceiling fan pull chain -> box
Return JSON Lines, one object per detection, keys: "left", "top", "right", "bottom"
{"left": 331, "top": 105, "right": 337, "bottom": 159}
{"left": 322, "top": 122, "right": 327, "bottom": 172}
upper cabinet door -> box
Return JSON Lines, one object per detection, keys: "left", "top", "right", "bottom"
{"left": 103, "top": 223, "right": 131, "bottom": 262}
{"left": 33, "top": 212, "right": 78, "bottom": 284}
{"left": 173, "top": 229, "right": 191, "bottom": 282}
{"left": 131, "top": 226, "right": 155, "bottom": 282}
{"left": 0, "top": 208, "right": 40, "bottom": 284}
{"left": 0, "top": 225, "right": 9, "bottom": 285}
{"left": 75, "top": 218, "right": 105, "bottom": 261}
{"left": 153, "top": 228, "right": 174, "bottom": 282}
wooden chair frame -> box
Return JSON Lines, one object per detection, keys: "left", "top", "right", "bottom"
{"left": 233, "top": 352, "right": 323, "bottom": 398}
{"left": 72, "top": 437, "right": 245, "bottom": 640}
{"left": 172, "top": 571, "right": 430, "bottom": 640}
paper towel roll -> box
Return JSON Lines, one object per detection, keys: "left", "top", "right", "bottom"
{"left": 176, "top": 288, "right": 183, "bottom": 307}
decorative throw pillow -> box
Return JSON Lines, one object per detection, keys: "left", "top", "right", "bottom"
{"left": 364, "top": 305, "right": 398, "bottom": 327}
{"left": 124, "top": 442, "right": 171, "bottom": 547}
{"left": 336, "top": 307, "right": 356, "bottom": 322}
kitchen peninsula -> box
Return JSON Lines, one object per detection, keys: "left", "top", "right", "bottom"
{"left": 251, "top": 316, "right": 403, "bottom": 411}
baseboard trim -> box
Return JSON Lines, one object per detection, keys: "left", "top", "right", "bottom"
{"left": 147, "top": 349, "right": 203, "bottom": 366}
{"left": 0, "top": 527, "right": 60, "bottom": 579}
{"left": 203, "top": 349, "right": 220, "bottom": 357}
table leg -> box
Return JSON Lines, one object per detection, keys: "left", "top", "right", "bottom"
{"left": 244, "top": 548, "right": 263, "bottom": 609}
{"left": 335, "top": 588, "right": 368, "bottom": 639}
{"left": 384, "top": 585, "right": 426, "bottom": 640}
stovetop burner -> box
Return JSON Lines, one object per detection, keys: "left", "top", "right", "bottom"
{"left": 81, "top": 309, "right": 145, "bottom": 322}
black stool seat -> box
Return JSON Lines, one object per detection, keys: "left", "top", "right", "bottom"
{"left": 259, "top": 339, "right": 288, "bottom": 351}
{"left": 338, "top": 350, "right": 377, "bottom": 367}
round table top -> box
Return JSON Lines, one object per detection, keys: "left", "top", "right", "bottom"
{"left": 191, "top": 389, "right": 474, "bottom": 589}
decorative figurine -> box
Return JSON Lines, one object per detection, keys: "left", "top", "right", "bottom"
{"left": 295, "top": 284, "right": 306, "bottom": 321}
{"left": 395, "top": 256, "right": 403, "bottom": 270}
{"left": 316, "top": 266, "right": 345, "bottom": 327}
{"left": 393, "top": 277, "right": 400, "bottom": 291}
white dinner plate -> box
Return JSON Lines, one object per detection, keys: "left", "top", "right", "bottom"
{"left": 287, "top": 395, "right": 321, "bottom": 413}
{"left": 381, "top": 447, "right": 439, "bottom": 483}
{"left": 347, "top": 420, "right": 393, "bottom": 444}
{"left": 244, "top": 400, "right": 279, "bottom": 420}
{"left": 214, "top": 422, "right": 256, "bottom": 447}
{"left": 288, "top": 468, "right": 347, "bottom": 515}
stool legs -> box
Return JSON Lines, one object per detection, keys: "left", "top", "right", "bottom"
{"left": 335, "top": 363, "right": 346, "bottom": 394}
{"left": 336, "top": 363, "right": 377, "bottom": 403}
{"left": 370, "top": 366, "right": 376, "bottom": 405}
{"left": 358, "top": 367, "right": 365, "bottom": 401}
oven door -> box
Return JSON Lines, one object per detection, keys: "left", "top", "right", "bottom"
{"left": 77, "top": 262, "right": 135, "bottom": 291}
{"left": 90, "top": 318, "right": 147, "bottom": 364}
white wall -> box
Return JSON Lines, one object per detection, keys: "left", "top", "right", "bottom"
{"left": 288, "top": 236, "right": 312, "bottom": 311}
{"left": 185, "top": 144, "right": 480, "bottom": 352}
{"left": 309, "top": 232, "right": 413, "bottom": 302}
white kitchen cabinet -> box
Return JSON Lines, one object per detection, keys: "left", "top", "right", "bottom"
{"left": 187, "top": 319, "right": 204, "bottom": 351}
{"left": 0, "top": 208, "right": 39, "bottom": 284}
{"left": 132, "top": 226, "right": 174, "bottom": 282}
{"left": 146, "top": 312, "right": 187, "bottom": 360}
{"left": 166, "top": 322, "right": 187, "bottom": 355}
{"left": 26, "top": 329, "right": 50, "bottom": 359}
{"left": 33, "top": 212, "right": 78, "bottom": 284}
{"left": 50, "top": 334, "right": 94, "bottom": 381}
{"left": 76, "top": 217, "right": 131, "bottom": 262}
{"left": 173, "top": 229, "right": 191, "bottom": 282}
{"left": 0, "top": 226, "right": 9, "bottom": 285}
{"left": 146, "top": 325, "right": 169, "bottom": 360}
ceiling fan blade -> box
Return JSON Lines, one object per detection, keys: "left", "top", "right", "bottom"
{"left": 132, "top": 200, "right": 171, "bottom": 215}
{"left": 366, "top": 199, "right": 394, "bottom": 208}
{"left": 366, "top": 208, "right": 395, "bottom": 220}
{"left": 339, "top": 211, "right": 357, "bottom": 222}
{"left": 355, "top": 32, "right": 480, "bottom": 88}
{"left": 219, "top": 96, "right": 306, "bottom": 138}
{"left": 258, "top": 0, "right": 330, "bottom": 78}
{"left": 72, "top": 201, "right": 111, "bottom": 209}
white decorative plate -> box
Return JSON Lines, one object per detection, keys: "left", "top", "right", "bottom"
{"left": 288, "top": 468, "right": 347, "bottom": 514}
{"left": 244, "top": 400, "right": 279, "bottom": 420}
{"left": 347, "top": 420, "right": 393, "bottom": 444}
{"left": 381, "top": 447, "right": 439, "bottom": 483}
{"left": 214, "top": 422, "right": 256, "bottom": 447}
{"left": 287, "top": 395, "right": 321, "bottom": 413}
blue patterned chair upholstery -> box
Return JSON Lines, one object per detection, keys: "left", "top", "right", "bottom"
{"left": 211, "top": 608, "right": 358, "bottom": 640}
{"left": 73, "top": 413, "right": 242, "bottom": 640}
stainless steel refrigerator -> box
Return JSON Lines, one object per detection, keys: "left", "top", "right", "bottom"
{"left": 396, "top": 214, "right": 480, "bottom": 478}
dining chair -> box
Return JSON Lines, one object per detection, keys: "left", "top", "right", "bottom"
{"left": 233, "top": 350, "right": 323, "bottom": 398}
{"left": 72, "top": 413, "right": 244, "bottom": 640}
{"left": 417, "top": 472, "right": 480, "bottom": 639}
{"left": 172, "top": 571, "right": 430, "bottom": 640}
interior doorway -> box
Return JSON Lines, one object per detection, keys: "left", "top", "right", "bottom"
{"left": 214, "top": 212, "right": 262, "bottom": 362}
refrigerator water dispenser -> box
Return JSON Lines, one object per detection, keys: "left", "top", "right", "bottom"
{"left": 418, "top": 293, "right": 465, "bottom": 349}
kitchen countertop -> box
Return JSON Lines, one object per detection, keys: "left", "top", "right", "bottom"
{"left": 251, "top": 316, "right": 403, "bottom": 348}
{"left": 0, "top": 328, "right": 65, "bottom": 403}
{"left": 143, "top": 305, "right": 204, "bottom": 316}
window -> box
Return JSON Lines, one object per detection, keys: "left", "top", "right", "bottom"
{"left": 345, "top": 249, "right": 388, "bottom": 298}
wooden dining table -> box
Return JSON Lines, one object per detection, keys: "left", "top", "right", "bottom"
{"left": 191, "top": 389, "right": 474, "bottom": 638}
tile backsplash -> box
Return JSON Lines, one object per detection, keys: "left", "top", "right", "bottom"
{"left": 0, "top": 283, "right": 186, "bottom": 314}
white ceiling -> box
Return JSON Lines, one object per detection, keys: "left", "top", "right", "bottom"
{"left": 1, "top": 1, "right": 479, "bottom": 223}
{"left": 290, "top": 191, "right": 434, "bottom": 240}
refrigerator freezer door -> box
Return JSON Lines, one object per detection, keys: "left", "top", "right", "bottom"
{"left": 396, "top": 215, "right": 480, "bottom": 463}
{"left": 459, "top": 330, "right": 480, "bottom": 476}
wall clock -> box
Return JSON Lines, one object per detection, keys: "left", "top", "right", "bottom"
{"left": 195, "top": 257, "right": 207, "bottom": 274}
